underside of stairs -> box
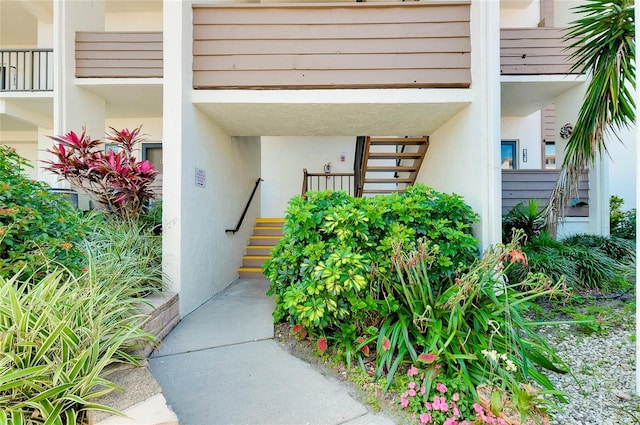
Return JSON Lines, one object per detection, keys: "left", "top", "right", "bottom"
{"left": 359, "top": 136, "right": 429, "bottom": 196}
{"left": 238, "top": 218, "right": 284, "bottom": 279}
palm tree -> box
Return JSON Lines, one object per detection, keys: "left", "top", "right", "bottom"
{"left": 545, "top": 0, "right": 635, "bottom": 230}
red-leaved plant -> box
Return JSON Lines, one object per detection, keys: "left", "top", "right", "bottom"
{"left": 44, "top": 126, "right": 158, "bottom": 219}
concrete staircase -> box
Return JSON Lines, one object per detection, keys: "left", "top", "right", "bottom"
{"left": 238, "top": 218, "right": 284, "bottom": 279}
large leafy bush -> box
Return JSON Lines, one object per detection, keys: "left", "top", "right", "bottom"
{"left": 0, "top": 146, "right": 87, "bottom": 279}
{"left": 264, "top": 185, "right": 479, "bottom": 332}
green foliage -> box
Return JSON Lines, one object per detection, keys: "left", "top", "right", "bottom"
{"left": 0, "top": 266, "right": 156, "bottom": 424}
{"left": 502, "top": 200, "right": 545, "bottom": 243}
{"left": 506, "top": 232, "right": 634, "bottom": 292}
{"left": 0, "top": 145, "right": 88, "bottom": 280}
{"left": 83, "top": 212, "right": 165, "bottom": 292}
{"left": 379, "top": 234, "right": 569, "bottom": 406}
{"left": 610, "top": 195, "right": 636, "bottom": 240}
{"left": 264, "top": 185, "right": 478, "bottom": 332}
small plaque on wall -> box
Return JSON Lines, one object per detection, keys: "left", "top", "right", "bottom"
{"left": 195, "top": 168, "right": 206, "bottom": 188}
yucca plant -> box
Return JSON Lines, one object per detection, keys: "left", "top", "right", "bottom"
{"left": 0, "top": 264, "right": 156, "bottom": 424}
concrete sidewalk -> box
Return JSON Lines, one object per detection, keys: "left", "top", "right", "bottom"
{"left": 149, "top": 279, "right": 397, "bottom": 425}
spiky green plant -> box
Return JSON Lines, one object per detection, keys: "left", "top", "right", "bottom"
{"left": 0, "top": 263, "right": 156, "bottom": 424}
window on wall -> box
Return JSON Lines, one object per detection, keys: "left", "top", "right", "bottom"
{"left": 501, "top": 140, "right": 518, "bottom": 169}
{"left": 544, "top": 142, "right": 556, "bottom": 169}
{"left": 142, "top": 143, "right": 163, "bottom": 173}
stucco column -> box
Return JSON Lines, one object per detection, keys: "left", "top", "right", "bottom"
{"left": 53, "top": 0, "right": 105, "bottom": 138}
{"left": 478, "top": 0, "right": 502, "bottom": 249}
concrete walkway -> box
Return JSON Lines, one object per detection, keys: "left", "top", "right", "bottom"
{"left": 149, "top": 279, "right": 397, "bottom": 425}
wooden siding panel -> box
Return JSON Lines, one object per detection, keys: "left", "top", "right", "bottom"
{"left": 502, "top": 170, "right": 589, "bottom": 217}
{"left": 500, "top": 28, "right": 578, "bottom": 75}
{"left": 193, "top": 68, "right": 471, "bottom": 89}
{"left": 76, "top": 31, "right": 163, "bottom": 78}
{"left": 193, "top": 2, "right": 471, "bottom": 90}
{"left": 542, "top": 104, "right": 555, "bottom": 142}
{"left": 194, "top": 38, "right": 471, "bottom": 56}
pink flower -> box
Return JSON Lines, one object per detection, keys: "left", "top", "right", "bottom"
{"left": 382, "top": 336, "right": 391, "bottom": 351}
{"left": 418, "top": 352, "right": 438, "bottom": 363}
{"left": 420, "top": 386, "right": 426, "bottom": 395}
{"left": 409, "top": 382, "right": 416, "bottom": 389}
{"left": 436, "top": 383, "right": 447, "bottom": 393}
{"left": 425, "top": 401, "right": 432, "bottom": 410}
{"left": 453, "top": 405, "right": 460, "bottom": 416}
{"left": 419, "top": 413, "right": 432, "bottom": 424}
{"left": 452, "top": 393, "right": 460, "bottom": 402}
{"left": 408, "top": 389, "right": 416, "bottom": 397}
{"left": 317, "top": 337, "right": 328, "bottom": 354}
{"left": 400, "top": 397, "right": 409, "bottom": 408}
{"left": 473, "top": 403, "right": 484, "bottom": 414}
{"left": 444, "top": 419, "right": 458, "bottom": 425}
{"left": 408, "top": 366, "right": 419, "bottom": 377}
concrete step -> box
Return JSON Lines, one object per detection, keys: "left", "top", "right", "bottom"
{"left": 250, "top": 235, "right": 282, "bottom": 246}
{"left": 246, "top": 245, "right": 275, "bottom": 256}
{"left": 242, "top": 255, "right": 271, "bottom": 268}
{"left": 239, "top": 267, "right": 265, "bottom": 279}
{"left": 255, "top": 218, "right": 285, "bottom": 227}
{"left": 252, "top": 226, "right": 283, "bottom": 236}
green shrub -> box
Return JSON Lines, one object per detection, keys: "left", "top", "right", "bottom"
{"left": 0, "top": 146, "right": 87, "bottom": 280}
{"left": 264, "top": 185, "right": 478, "bottom": 333}
{"left": 506, "top": 232, "right": 634, "bottom": 292}
{"left": 502, "top": 200, "right": 545, "bottom": 243}
{"left": 610, "top": 195, "right": 636, "bottom": 240}
{"left": 0, "top": 266, "right": 156, "bottom": 424}
{"left": 83, "top": 212, "right": 165, "bottom": 293}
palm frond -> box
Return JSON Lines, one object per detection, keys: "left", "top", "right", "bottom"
{"left": 546, "top": 0, "right": 635, "bottom": 227}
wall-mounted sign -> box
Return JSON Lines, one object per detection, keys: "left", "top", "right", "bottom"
{"left": 195, "top": 168, "right": 206, "bottom": 188}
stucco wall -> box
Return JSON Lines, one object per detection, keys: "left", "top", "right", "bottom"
{"left": 163, "top": 0, "right": 262, "bottom": 316}
{"left": 417, "top": 0, "right": 502, "bottom": 249}
{"left": 500, "top": 0, "right": 540, "bottom": 28}
{"left": 3, "top": 139, "right": 38, "bottom": 180}
{"left": 501, "top": 112, "right": 543, "bottom": 170}
{"left": 261, "top": 136, "right": 355, "bottom": 217}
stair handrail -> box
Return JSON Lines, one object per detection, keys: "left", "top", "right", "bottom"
{"left": 354, "top": 136, "right": 367, "bottom": 197}
{"left": 226, "top": 178, "right": 263, "bottom": 234}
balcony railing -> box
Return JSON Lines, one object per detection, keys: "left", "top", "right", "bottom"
{"left": 0, "top": 49, "right": 53, "bottom": 91}
{"left": 75, "top": 32, "right": 163, "bottom": 78}
{"left": 302, "top": 169, "right": 355, "bottom": 197}
{"left": 502, "top": 169, "right": 589, "bottom": 217}
{"left": 193, "top": 2, "right": 471, "bottom": 90}
{"left": 500, "top": 28, "right": 578, "bottom": 75}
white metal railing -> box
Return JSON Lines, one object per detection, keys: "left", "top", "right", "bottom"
{"left": 0, "top": 49, "right": 54, "bottom": 91}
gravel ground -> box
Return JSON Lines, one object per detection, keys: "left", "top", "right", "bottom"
{"left": 537, "top": 319, "right": 639, "bottom": 424}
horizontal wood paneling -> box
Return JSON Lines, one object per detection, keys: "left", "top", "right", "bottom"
{"left": 502, "top": 170, "right": 589, "bottom": 217}
{"left": 542, "top": 104, "right": 555, "bottom": 142}
{"left": 193, "top": 2, "right": 471, "bottom": 89}
{"left": 76, "top": 31, "right": 163, "bottom": 78}
{"left": 500, "top": 28, "right": 578, "bottom": 75}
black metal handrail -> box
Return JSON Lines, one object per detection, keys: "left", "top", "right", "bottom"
{"left": 226, "top": 178, "right": 263, "bottom": 234}
{"left": 0, "top": 49, "right": 54, "bottom": 91}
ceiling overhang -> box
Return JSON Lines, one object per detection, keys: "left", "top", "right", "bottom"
{"left": 192, "top": 89, "right": 471, "bottom": 136}
{"left": 501, "top": 75, "right": 587, "bottom": 116}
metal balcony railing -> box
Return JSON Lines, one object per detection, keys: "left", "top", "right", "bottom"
{"left": 0, "top": 49, "right": 53, "bottom": 91}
